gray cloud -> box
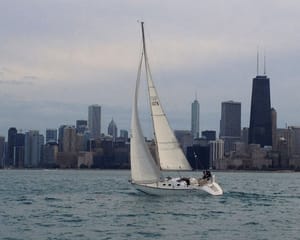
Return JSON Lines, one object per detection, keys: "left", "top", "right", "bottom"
{"left": 0, "top": 0, "right": 299, "bottom": 137}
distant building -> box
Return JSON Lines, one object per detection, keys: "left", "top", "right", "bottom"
{"left": 174, "top": 130, "right": 193, "bottom": 155}
{"left": 77, "top": 152, "right": 93, "bottom": 168}
{"left": 76, "top": 133, "right": 86, "bottom": 152}
{"left": 7, "top": 127, "right": 17, "bottom": 167}
{"left": 224, "top": 143, "right": 272, "bottom": 170}
{"left": 58, "top": 125, "right": 68, "bottom": 152}
{"left": 271, "top": 108, "right": 277, "bottom": 150}
{"left": 88, "top": 105, "right": 101, "bottom": 139}
{"left": 14, "top": 133, "right": 25, "bottom": 168}
{"left": 289, "top": 127, "right": 300, "bottom": 155}
{"left": 43, "top": 142, "right": 58, "bottom": 167}
{"left": 277, "top": 137, "right": 289, "bottom": 168}
{"left": 108, "top": 119, "right": 118, "bottom": 142}
{"left": 210, "top": 139, "right": 224, "bottom": 169}
{"left": 62, "top": 126, "right": 77, "bottom": 153}
{"left": 284, "top": 126, "right": 300, "bottom": 168}
{"left": 191, "top": 98, "right": 200, "bottom": 139}
{"left": 24, "top": 130, "right": 44, "bottom": 168}
{"left": 187, "top": 139, "right": 210, "bottom": 169}
{"left": 56, "top": 152, "right": 77, "bottom": 168}
{"left": 120, "top": 129, "right": 129, "bottom": 142}
{"left": 76, "top": 120, "right": 88, "bottom": 134}
{"left": 46, "top": 129, "right": 58, "bottom": 143}
{"left": 219, "top": 101, "right": 241, "bottom": 153}
{"left": 202, "top": 130, "right": 216, "bottom": 141}
{"left": 248, "top": 75, "right": 272, "bottom": 147}
{"left": 0, "top": 136, "right": 5, "bottom": 168}
{"left": 241, "top": 127, "right": 249, "bottom": 145}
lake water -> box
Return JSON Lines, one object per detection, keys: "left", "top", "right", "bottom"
{"left": 0, "top": 170, "right": 299, "bottom": 240}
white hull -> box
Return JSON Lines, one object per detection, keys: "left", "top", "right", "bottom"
{"left": 132, "top": 176, "right": 223, "bottom": 196}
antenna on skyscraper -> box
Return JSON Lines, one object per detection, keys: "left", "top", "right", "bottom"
{"left": 256, "top": 46, "right": 259, "bottom": 76}
{"left": 263, "top": 48, "right": 266, "bottom": 75}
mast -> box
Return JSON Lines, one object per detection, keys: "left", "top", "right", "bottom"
{"left": 141, "top": 22, "right": 147, "bottom": 62}
{"left": 140, "top": 21, "right": 160, "bottom": 164}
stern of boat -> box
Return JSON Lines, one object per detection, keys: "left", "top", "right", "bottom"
{"left": 200, "top": 175, "right": 223, "bottom": 196}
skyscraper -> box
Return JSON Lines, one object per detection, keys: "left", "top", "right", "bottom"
{"left": 58, "top": 125, "right": 68, "bottom": 152}
{"left": 108, "top": 119, "right": 118, "bottom": 142}
{"left": 7, "top": 127, "right": 17, "bottom": 167}
{"left": 248, "top": 75, "right": 272, "bottom": 147}
{"left": 63, "top": 126, "right": 77, "bottom": 152}
{"left": 219, "top": 101, "right": 241, "bottom": 153}
{"left": 14, "top": 133, "right": 25, "bottom": 167}
{"left": 271, "top": 108, "right": 277, "bottom": 150}
{"left": 210, "top": 139, "right": 224, "bottom": 169}
{"left": 0, "top": 136, "right": 5, "bottom": 168}
{"left": 191, "top": 98, "right": 200, "bottom": 139}
{"left": 24, "top": 130, "right": 44, "bottom": 168}
{"left": 88, "top": 105, "right": 101, "bottom": 139}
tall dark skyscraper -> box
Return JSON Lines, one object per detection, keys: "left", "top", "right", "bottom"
{"left": 7, "top": 127, "right": 17, "bottom": 167}
{"left": 0, "top": 136, "right": 5, "bottom": 168}
{"left": 248, "top": 75, "right": 272, "bottom": 147}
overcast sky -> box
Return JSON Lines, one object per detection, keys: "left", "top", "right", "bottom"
{"left": 0, "top": 0, "right": 299, "bottom": 138}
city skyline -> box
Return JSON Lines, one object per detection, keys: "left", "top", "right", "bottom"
{"left": 1, "top": 1, "right": 300, "bottom": 138}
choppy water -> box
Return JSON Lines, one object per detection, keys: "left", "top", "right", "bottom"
{"left": 0, "top": 170, "right": 299, "bottom": 240}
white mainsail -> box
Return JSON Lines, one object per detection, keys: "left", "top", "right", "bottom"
{"left": 142, "top": 24, "right": 192, "bottom": 171}
{"left": 130, "top": 53, "right": 162, "bottom": 184}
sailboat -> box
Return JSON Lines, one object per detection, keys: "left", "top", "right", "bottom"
{"left": 130, "top": 22, "right": 223, "bottom": 196}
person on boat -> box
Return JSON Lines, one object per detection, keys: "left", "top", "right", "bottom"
{"left": 206, "top": 170, "right": 212, "bottom": 180}
{"left": 202, "top": 170, "right": 212, "bottom": 180}
{"left": 178, "top": 177, "right": 190, "bottom": 186}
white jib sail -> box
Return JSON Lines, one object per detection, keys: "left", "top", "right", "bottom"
{"left": 144, "top": 59, "right": 192, "bottom": 171}
{"left": 130, "top": 53, "right": 162, "bottom": 184}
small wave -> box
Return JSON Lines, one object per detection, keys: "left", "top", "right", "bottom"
{"left": 136, "top": 231, "right": 162, "bottom": 238}
{"left": 227, "top": 191, "right": 270, "bottom": 199}
{"left": 170, "top": 212, "right": 198, "bottom": 217}
{"left": 62, "top": 218, "right": 83, "bottom": 223}
{"left": 92, "top": 191, "right": 103, "bottom": 194}
{"left": 35, "top": 222, "right": 55, "bottom": 227}
{"left": 243, "top": 221, "right": 259, "bottom": 226}
{"left": 15, "top": 196, "right": 34, "bottom": 205}
{"left": 2, "top": 238, "right": 21, "bottom": 240}
{"left": 44, "top": 197, "right": 62, "bottom": 201}
{"left": 84, "top": 198, "right": 95, "bottom": 201}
